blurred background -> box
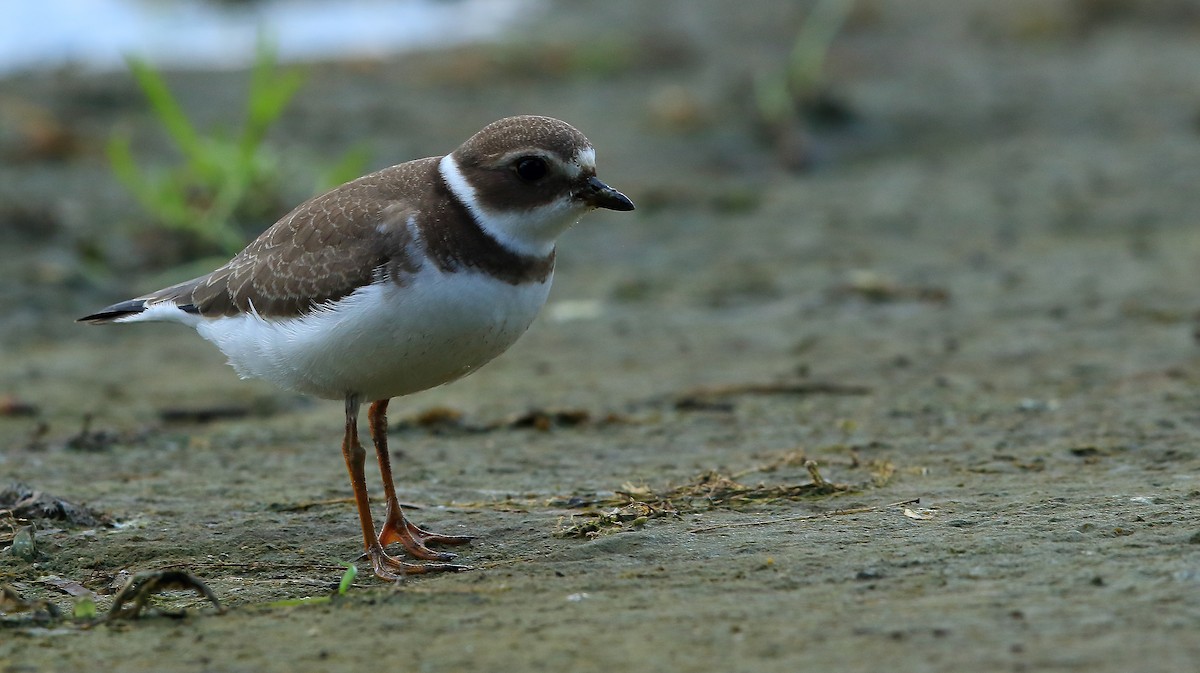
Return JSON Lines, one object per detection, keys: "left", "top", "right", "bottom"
{"left": 4, "top": 2, "right": 1200, "bottom": 669}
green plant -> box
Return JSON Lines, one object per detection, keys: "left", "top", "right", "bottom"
{"left": 73, "top": 595, "right": 97, "bottom": 620}
{"left": 107, "top": 39, "right": 369, "bottom": 258}
{"left": 337, "top": 562, "right": 357, "bottom": 595}
{"left": 754, "top": 0, "right": 856, "bottom": 126}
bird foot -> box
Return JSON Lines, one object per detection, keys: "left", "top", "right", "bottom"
{"left": 366, "top": 544, "right": 471, "bottom": 581}
{"left": 378, "top": 517, "right": 474, "bottom": 562}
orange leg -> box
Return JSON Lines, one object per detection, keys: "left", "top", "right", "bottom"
{"left": 368, "top": 399, "right": 474, "bottom": 562}
{"left": 340, "top": 396, "right": 468, "bottom": 580}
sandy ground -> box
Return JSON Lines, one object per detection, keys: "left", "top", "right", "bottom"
{"left": 3, "top": 1, "right": 1200, "bottom": 671}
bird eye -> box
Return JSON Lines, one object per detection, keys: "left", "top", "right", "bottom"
{"left": 514, "top": 156, "right": 549, "bottom": 182}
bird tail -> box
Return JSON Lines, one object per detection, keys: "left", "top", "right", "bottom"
{"left": 77, "top": 299, "right": 150, "bottom": 324}
{"left": 78, "top": 275, "right": 206, "bottom": 325}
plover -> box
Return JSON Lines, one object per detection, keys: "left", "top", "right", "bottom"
{"left": 80, "top": 116, "right": 635, "bottom": 580}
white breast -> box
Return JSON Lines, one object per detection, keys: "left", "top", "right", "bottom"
{"left": 194, "top": 267, "right": 553, "bottom": 401}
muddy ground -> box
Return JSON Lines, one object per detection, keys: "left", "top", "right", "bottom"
{"left": 3, "top": 1, "right": 1200, "bottom": 671}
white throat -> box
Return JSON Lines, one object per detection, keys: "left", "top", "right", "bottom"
{"left": 439, "top": 154, "right": 579, "bottom": 258}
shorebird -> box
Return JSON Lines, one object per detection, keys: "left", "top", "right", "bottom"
{"left": 80, "top": 116, "right": 635, "bottom": 580}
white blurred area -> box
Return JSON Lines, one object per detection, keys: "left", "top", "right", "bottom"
{"left": 0, "top": 0, "right": 539, "bottom": 74}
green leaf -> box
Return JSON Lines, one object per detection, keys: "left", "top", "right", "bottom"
{"left": 787, "top": 0, "right": 855, "bottom": 95}
{"left": 125, "top": 56, "right": 213, "bottom": 177}
{"left": 73, "top": 595, "right": 97, "bottom": 620}
{"left": 241, "top": 35, "right": 306, "bottom": 159}
{"left": 338, "top": 563, "right": 358, "bottom": 595}
{"left": 106, "top": 134, "right": 192, "bottom": 226}
{"left": 261, "top": 595, "right": 331, "bottom": 609}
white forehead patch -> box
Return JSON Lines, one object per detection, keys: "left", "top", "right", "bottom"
{"left": 574, "top": 146, "right": 596, "bottom": 172}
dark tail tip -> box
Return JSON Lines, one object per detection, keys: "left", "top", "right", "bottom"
{"left": 78, "top": 299, "right": 147, "bottom": 324}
